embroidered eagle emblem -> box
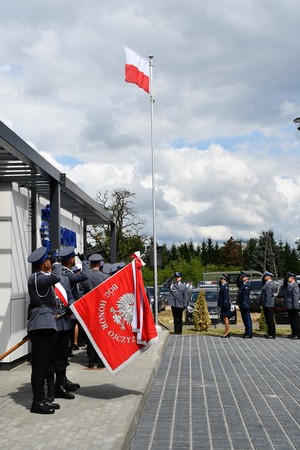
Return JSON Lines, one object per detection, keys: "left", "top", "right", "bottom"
{"left": 110, "top": 293, "right": 134, "bottom": 330}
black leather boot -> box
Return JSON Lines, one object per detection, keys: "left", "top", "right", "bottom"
{"left": 54, "top": 386, "right": 75, "bottom": 399}
{"left": 31, "top": 390, "right": 55, "bottom": 414}
{"left": 63, "top": 376, "right": 80, "bottom": 391}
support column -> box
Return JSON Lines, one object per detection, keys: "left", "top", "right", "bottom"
{"left": 50, "top": 177, "right": 61, "bottom": 251}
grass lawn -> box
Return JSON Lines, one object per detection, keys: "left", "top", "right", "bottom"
{"left": 158, "top": 305, "right": 291, "bottom": 337}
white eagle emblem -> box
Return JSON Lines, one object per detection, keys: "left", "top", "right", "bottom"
{"left": 110, "top": 293, "right": 134, "bottom": 330}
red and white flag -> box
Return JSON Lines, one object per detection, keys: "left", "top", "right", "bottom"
{"left": 55, "top": 282, "right": 68, "bottom": 307}
{"left": 70, "top": 254, "right": 158, "bottom": 375}
{"left": 124, "top": 45, "right": 150, "bottom": 93}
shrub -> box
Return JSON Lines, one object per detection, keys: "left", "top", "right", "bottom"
{"left": 193, "top": 290, "right": 211, "bottom": 332}
{"left": 258, "top": 307, "right": 268, "bottom": 332}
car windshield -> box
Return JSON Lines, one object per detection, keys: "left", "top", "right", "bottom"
{"left": 250, "top": 280, "right": 262, "bottom": 291}
{"left": 190, "top": 290, "right": 218, "bottom": 303}
{"left": 160, "top": 287, "right": 169, "bottom": 294}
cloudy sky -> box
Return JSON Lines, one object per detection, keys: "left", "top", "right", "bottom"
{"left": 1, "top": 0, "right": 300, "bottom": 247}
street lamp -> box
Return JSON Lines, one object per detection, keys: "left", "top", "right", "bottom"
{"left": 293, "top": 117, "right": 300, "bottom": 131}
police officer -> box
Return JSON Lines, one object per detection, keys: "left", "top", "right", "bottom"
{"left": 46, "top": 269, "right": 76, "bottom": 401}
{"left": 283, "top": 272, "right": 300, "bottom": 339}
{"left": 218, "top": 274, "right": 231, "bottom": 338}
{"left": 27, "top": 247, "right": 62, "bottom": 414}
{"left": 164, "top": 272, "right": 187, "bottom": 334}
{"left": 82, "top": 254, "right": 109, "bottom": 368}
{"left": 237, "top": 271, "right": 252, "bottom": 338}
{"left": 260, "top": 271, "right": 276, "bottom": 339}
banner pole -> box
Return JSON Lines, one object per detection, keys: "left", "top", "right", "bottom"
{"left": 149, "top": 55, "right": 159, "bottom": 327}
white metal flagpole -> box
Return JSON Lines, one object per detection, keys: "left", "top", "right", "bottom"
{"left": 149, "top": 55, "right": 159, "bottom": 327}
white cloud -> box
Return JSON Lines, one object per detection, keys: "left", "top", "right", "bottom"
{"left": 1, "top": 0, "right": 300, "bottom": 247}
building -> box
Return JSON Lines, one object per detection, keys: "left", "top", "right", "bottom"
{"left": 0, "top": 121, "right": 116, "bottom": 367}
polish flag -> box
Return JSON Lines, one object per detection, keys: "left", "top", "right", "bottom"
{"left": 124, "top": 45, "right": 150, "bottom": 93}
{"left": 70, "top": 254, "right": 158, "bottom": 375}
{"left": 55, "top": 282, "right": 68, "bottom": 307}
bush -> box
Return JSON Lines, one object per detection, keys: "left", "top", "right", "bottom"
{"left": 258, "top": 307, "right": 268, "bottom": 332}
{"left": 193, "top": 291, "right": 211, "bottom": 332}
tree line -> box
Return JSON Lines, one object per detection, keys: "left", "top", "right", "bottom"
{"left": 87, "top": 189, "right": 300, "bottom": 286}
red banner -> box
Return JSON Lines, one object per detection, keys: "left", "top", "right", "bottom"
{"left": 70, "top": 257, "right": 158, "bottom": 375}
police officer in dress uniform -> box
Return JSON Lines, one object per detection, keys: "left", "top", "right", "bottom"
{"left": 27, "top": 247, "right": 62, "bottom": 414}
{"left": 237, "top": 271, "right": 252, "bottom": 338}
{"left": 260, "top": 271, "right": 276, "bottom": 339}
{"left": 218, "top": 274, "right": 231, "bottom": 338}
{"left": 82, "top": 254, "right": 110, "bottom": 368}
{"left": 283, "top": 272, "right": 300, "bottom": 339}
{"left": 44, "top": 250, "right": 79, "bottom": 402}
{"left": 164, "top": 272, "right": 187, "bottom": 334}
{"left": 59, "top": 246, "right": 90, "bottom": 387}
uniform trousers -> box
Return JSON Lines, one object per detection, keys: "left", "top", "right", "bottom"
{"left": 46, "top": 330, "right": 70, "bottom": 387}
{"left": 263, "top": 306, "right": 276, "bottom": 336}
{"left": 287, "top": 309, "right": 300, "bottom": 337}
{"left": 171, "top": 306, "right": 184, "bottom": 334}
{"left": 29, "top": 329, "right": 57, "bottom": 399}
{"left": 240, "top": 307, "right": 252, "bottom": 337}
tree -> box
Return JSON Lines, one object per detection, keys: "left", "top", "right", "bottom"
{"left": 193, "top": 291, "right": 211, "bottom": 332}
{"left": 87, "top": 188, "right": 148, "bottom": 261}
{"left": 220, "top": 236, "right": 244, "bottom": 267}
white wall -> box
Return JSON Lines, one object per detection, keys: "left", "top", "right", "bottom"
{"left": 0, "top": 183, "right": 85, "bottom": 365}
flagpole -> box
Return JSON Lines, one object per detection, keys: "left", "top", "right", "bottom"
{"left": 149, "top": 55, "right": 159, "bottom": 328}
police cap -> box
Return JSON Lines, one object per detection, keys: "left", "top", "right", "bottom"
{"left": 59, "top": 246, "right": 76, "bottom": 260}
{"left": 111, "top": 262, "right": 125, "bottom": 275}
{"left": 174, "top": 272, "right": 182, "bottom": 278}
{"left": 240, "top": 271, "right": 251, "bottom": 278}
{"left": 286, "top": 272, "right": 296, "bottom": 278}
{"left": 262, "top": 271, "right": 274, "bottom": 278}
{"left": 102, "top": 263, "right": 112, "bottom": 275}
{"left": 220, "top": 273, "right": 229, "bottom": 281}
{"left": 88, "top": 253, "right": 104, "bottom": 263}
{"left": 27, "top": 247, "right": 49, "bottom": 265}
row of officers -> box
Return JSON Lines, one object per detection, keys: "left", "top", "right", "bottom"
{"left": 27, "top": 245, "right": 124, "bottom": 415}
{"left": 163, "top": 270, "right": 300, "bottom": 339}
{"left": 218, "top": 270, "right": 300, "bottom": 339}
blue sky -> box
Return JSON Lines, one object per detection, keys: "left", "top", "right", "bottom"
{"left": 1, "top": 0, "right": 300, "bottom": 247}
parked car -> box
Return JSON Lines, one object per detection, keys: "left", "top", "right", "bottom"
{"left": 249, "top": 279, "right": 263, "bottom": 312}
{"left": 185, "top": 287, "right": 237, "bottom": 326}
{"left": 158, "top": 285, "right": 171, "bottom": 306}
{"left": 145, "top": 286, "right": 166, "bottom": 313}
{"left": 273, "top": 281, "right": 300, "bottom": 324}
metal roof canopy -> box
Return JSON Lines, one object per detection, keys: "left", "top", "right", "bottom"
{"left": 0, "top": 121, "right": 114, "bottom": 226}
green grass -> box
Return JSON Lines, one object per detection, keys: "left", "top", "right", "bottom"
{"left": 158, "top": 305, "right": 291, "bottom": 337}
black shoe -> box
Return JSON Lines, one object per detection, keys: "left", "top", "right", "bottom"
{"left": 88, "top": 362, "right": 95, "bottom": 369}
{"left": 222, "top": 333, "right": 230, "bottom": 338}
{"left": 44, "top": 400, "right": 60, "bottom": 410}
{"left": 54, "top": 386, "right": 75, "bottom": 399}
{"left": 265, "top": 335, "right": 276, "bottom": 339}
{"left": 97, "top": 361, "right": 105, "bottom": 368}
{"left": 72, "top": 344, "right": 79, "bottom": 350}
{"left": 64, "top": 381, "right": 80, "bottom": 392}
{"left": 244, "top": 335, "right": 252, "bottom": 339}
{"left": 30, "top": 400, "right": 55, "bottom": 414}
{"left": 292, "top": 335, "right": 300, "bottom": 340}
{"left": 64, "top": 380, "right": 80, "bottom": 391}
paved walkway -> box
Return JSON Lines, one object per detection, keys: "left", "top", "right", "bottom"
{"left": 130, "top": 334, "right": 300, "bottom": 450}
{"left": 0, "top": 329, "right": 169, "bottom": 450}
{"left": 2, "top": 331, "right": 300, "bottom": 450}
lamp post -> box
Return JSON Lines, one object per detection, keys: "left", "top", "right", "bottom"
{"left": 293, "top": 117, "right": 300, "bottom": 131}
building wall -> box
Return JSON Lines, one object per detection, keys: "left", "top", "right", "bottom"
{"left": 0, "top": 183, "right": 84, "bottom": 366}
